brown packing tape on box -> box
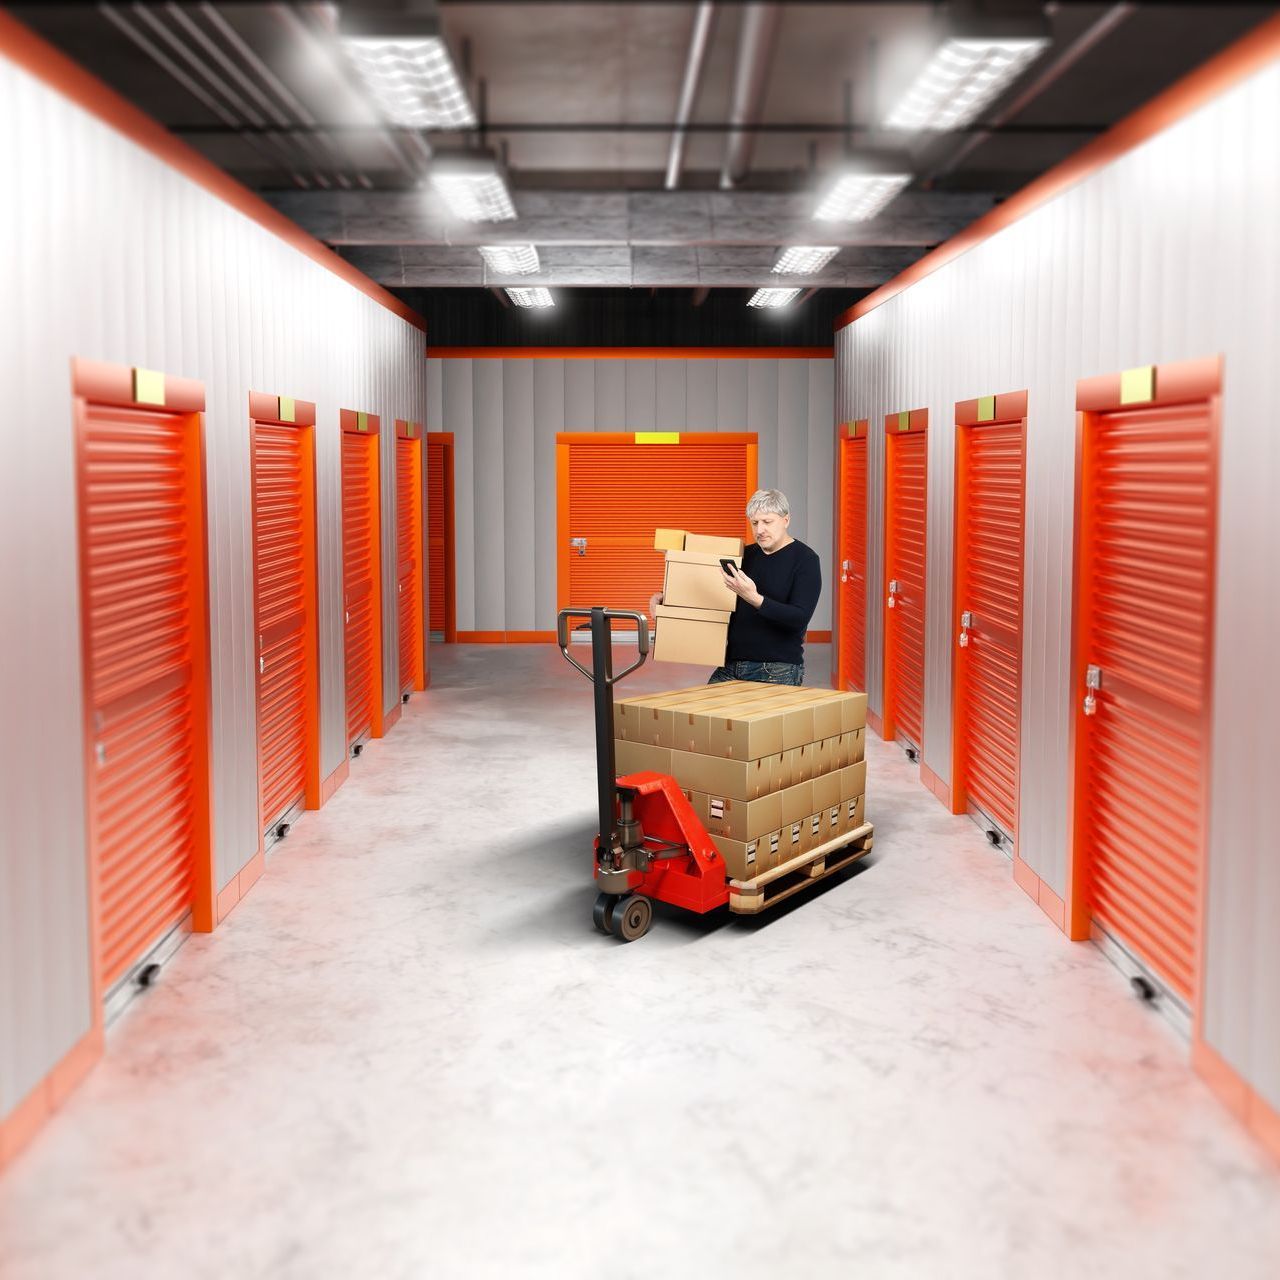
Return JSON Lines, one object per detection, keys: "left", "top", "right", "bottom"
{"left": 671, "top": 749, "right": 771, "bottom": 800}
{"left": 663, "top": 550, "right": 741, "bottom": 613}
{"left": 689, "top": 789, "right": 783, "bottom": 843}
{"left": 652, "top": 604, "right": 732, "bottom": 666}
{"left": 840, "top": 759, "right": 868, "bottom": 800}
{"left": 684, "top": 532, "right": 745, "bottom": 557}
{"left": 653, "top": 528, "right": 687, "bottom": 551}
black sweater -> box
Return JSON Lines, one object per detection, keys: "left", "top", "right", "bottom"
{"left": 726, "top": 539, "right": 822, "bottom": 666}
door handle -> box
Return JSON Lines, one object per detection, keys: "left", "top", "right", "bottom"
{"left": 887, "top": 578, "right": 899, "bottom": 609}
{"left": 259, "top": 655, "right": 265, "bottom": 675}
{"left": 1083, "top": 664, "right": 1102, "bottom": 716}
{"left": 569, "top": 537, "right": 587, "bottom": 557}
{"left": 841, "top": 558, "right": 851, "bottom": 583}
{"left": 958, "top": 610, "right": 972, "bottom": 648}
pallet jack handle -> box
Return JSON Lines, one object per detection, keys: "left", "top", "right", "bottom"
{"left": 556, "top": 608, "right": 650, "bottom": 687}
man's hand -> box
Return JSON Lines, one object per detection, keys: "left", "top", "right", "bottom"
{"left": 648, "top": 591, "right": 663, "bottom": 621}
{"left": 721, "top": 565, "right": 763, "bottom": 608}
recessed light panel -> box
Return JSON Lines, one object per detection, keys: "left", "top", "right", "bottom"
{"left": 885, "top": 38, "right": 1047, "bottom": 132}
{"left": 747, "top": 288, "right": 801, "bottom": 309}
{"left": 507, "top": 287, "right": 554, "bottom": 308}
{"left": 429, "top": 153, "right": 517, "bottom": 222}
{"left": 343, "top": 37, "right": 476, "bottom": 129}
{"left": 813, "top": 173, "right": 911, "bottom": 223}
{"left": 479, "top": 245, "right": 541, "bottom": 275}
{"left": 773, "top": 246, "right": 839, "bottom": 275}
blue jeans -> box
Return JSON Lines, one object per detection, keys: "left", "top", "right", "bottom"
{"left": 708, "top": 660, "right": 804, "bottom": 687}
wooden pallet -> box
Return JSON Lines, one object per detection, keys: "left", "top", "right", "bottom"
{"left": 728, "top": 823, "right": 874, "bottom": 914}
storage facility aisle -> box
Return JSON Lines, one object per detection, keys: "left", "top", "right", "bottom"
{"left": 2, "top": 646, "right": 1277, "bottom": 1280}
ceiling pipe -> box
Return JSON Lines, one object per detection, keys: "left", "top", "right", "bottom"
{"left": 719, "top": 2, "right": 781, "bottom": 190}
{"left": 925, "top": 2, "right": 1137, "bottom": 185}
{"left": 664, "top": 1, "right": 716, "bottom": 191}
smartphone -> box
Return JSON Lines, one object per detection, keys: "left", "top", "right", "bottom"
{"left": 719, "top": 557, "right": 738, "bottom": 577}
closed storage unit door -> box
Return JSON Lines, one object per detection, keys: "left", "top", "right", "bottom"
{"left": 252, "top": 403, "right": 315, "bottom": 836}
{"left": 426, "top": 434, "right": 454, "bottom": 641}
{"left": 1073, "top": 362, "right": 1220, "bottom": 1008}
{"left": 342, "top": 412, "right": 381, "bottom": 746}
{"left": 953, "top": 398, "right": 1027, "bottom": 839}
{"left": 396, "top": 422, "right": 425, "bottom": 694}
{"left": 76, "top": 371, "right": 210, "bottom": 994}
{"left": 559, "top": 434, "right": 757, "bottom": 617}
{"left": 838, "top": 423, "right": 868, "bottom": 692}
{"left": 884, "top": 412, "right": 928, "bottom": 749}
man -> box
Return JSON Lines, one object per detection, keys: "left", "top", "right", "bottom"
{"left": 651, "top": 488, "right": 822, "bottom": 686}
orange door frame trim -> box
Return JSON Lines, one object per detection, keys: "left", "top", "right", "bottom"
{"left": 396, "top": 420, "right": 428, "bottom": 694}
{"left": 426, "top": 431, "right": 458, "bottom": 644}
{"left": 834, "top": 419, "right": 868, "bottom": 694}
{"left": 340, "top": 409, "right": 385, "bottom": 742}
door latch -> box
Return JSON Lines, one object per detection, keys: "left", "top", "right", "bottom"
{"left": 259, "top": 655, "right": 265, "bottom": 675}
{"left": 841, "top": 558, "right": 852, "bottom": 583}
{"left": 887, "top": 578, "right": 899, "bottom": 608}
{"left": 95, "top": 741, "right": 107, "bottom": 767}
{"left": 570, "top": 537, "right": 588, "bottom": 557}
{"left": 958, "top": 611, "right": 972, "bottom": 648}
{"left": 1083, "top": 664, "right": 1102, "bottom": 716}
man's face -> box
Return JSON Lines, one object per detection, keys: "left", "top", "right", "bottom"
{"left": 750, "top": 510, "right": 790, "bottom": 550}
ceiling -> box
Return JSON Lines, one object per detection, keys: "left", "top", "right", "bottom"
{"left": 8, "top": 1, "right": 1272, "bottom": 314}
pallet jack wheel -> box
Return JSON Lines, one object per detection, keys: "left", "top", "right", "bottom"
{"left": 611, "top": 894, "right": 653, "bottom": 943}
{"left": 592, "top": 892, "right": 615, "bottom": 934}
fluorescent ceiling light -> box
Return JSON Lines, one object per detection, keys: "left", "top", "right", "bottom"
{"left": 773, "top": 246, "right": 839, "bottom": 275}
{"left": 813, "top": 173, "right": 911, "bottom": 222}
{"left": 748, "top": 288, "right": 801, "bottom": 309}
{"left": 507, "top": 287, "right": 554, "bottom": 308}
{"left": 344, "top": 37, "right": 476, "bottom": 128}
{"left": 885, "top": 37, "right": 1047, "bottom": 131}
{"left": 429, "top": 152, "right": 517, "bottom": 222}
{"left": 479, "top": 244, "right": 541, "bottom": 275}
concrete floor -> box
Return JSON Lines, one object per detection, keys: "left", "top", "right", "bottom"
{"left": 2, "top": 643, "right": 1278, "bottom": 1279}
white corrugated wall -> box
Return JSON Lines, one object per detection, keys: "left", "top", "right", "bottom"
{"left": 0, "top": 56, "right": 426, "bottom": 1124}
{"left": 834, "top": 59, "right": 1280, "bottom": 1114}
{"left": 424, "top": 355, "right": 835, "bottom": 632}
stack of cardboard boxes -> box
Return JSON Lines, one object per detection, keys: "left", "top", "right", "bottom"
{"left": 614, "top": 681, "right": 868, "bottom": 883}
{"left": 651, "top": 529, "right": 743, "bottom": 666}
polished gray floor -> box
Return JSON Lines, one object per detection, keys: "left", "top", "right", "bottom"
{"left": 2, "top": 644, "right": 1278, "bottom": 1279}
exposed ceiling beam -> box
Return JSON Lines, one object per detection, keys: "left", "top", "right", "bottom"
{"left": 720, "top": 2, "right": 781, "bottom": 189}
{"left": 168, "top": 121, "right": 1107, "bottom": 137}
{"left": 665, "top": 2, "right": 716, "bottom": 191}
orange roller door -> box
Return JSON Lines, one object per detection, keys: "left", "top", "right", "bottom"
{"left": 884, "top": 411, "right": 928, "bottom": 751}
{"left": 73, "top": 360, "right": 213, "bottom": 1000}
{"left": 250, "top": 395, "right": 318, "bottom": 838}
{"left": 837, "top": 421, "right": 868, "bottom": 692}
{"left": 952, "top": 395, "right": 1027, "bottom": 840}
{"left": 341, "top": 411, "right": 382, "bottom": 747}
{"left": 426, "top": 433, "right": 455, "bottom": 641}
{"left": 1071, "top": 359, "right": 1221, "bottom": 1009}
{"left": 557, "top": 433, "right": 758, "bottom": 616}
{"left": 396, "top": 421, "right": 425, "bottom": 695}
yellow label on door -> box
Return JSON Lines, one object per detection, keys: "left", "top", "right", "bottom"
{"left": 1120, "top": 366, "right": 1155, "bottom": 405}
{"left": 635, "top": 432, "right": 680, "bottom": 444}
{"left": 278, "top": 396, "right": 296, "bottom": 423}
{"left": 132, "top": 368, "right": 165, "bottom": 406}
{"left": 977, "top": 395, "right": 996, "bottom": 422}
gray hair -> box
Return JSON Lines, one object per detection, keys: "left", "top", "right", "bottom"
{"left": 746, "top": 488, "right": 790, "bottom": 518}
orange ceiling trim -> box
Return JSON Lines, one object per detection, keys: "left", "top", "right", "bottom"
{"left": 427, "top": 347, "right": 833, "bottom": 359}
{"left": 0, "top": 12, "right": 426, "bottom": 336}
{"left": 835, "top": 12, "right": 1280, "bottom": 333}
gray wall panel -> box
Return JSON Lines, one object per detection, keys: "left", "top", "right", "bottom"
{"left": 834, "top": 59, "right": 1280, "bottom": 1116}
{"left": 746, "top": 359, "right": 779, "bottom": 493}
{"left": 425, "top": 357, "right": 443, "bottom": 430}
{"left": 775, "top": 362, "right": 810, "bottom": 547}
{"left": 501, "top": 361, "right": 536, "bottom": 629}
{"left": 686, "top": 359, "right": 717, "bottom": 429}
{"left": 624, "top": 358, "right": 656, "bottom": 432}
{"left": 0, "top": 56, "right": 427, "bottom": 1126}
{"left": 655, "top": 359, "right": 686, "bottom": 430}
{"left": 471, "top": 360, "right": 506, "bottom": 629}
{"left": 564, "top": 356, "right": 595, "bottom": 428}
{"left": 717, "top": 359, "right": 748, "bottom": 431}
{"left": 806, "top": 360, "right": 835, "bottom": 632}
{"left": 532, "top": 360, "right": 565, "bottom": 628}
{"left": 594, "top": 359, "right": 626, "bottom": 430}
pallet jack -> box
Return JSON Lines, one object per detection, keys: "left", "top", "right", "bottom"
{"left": 557, "top": 606, "right": 875, "bottom": 942}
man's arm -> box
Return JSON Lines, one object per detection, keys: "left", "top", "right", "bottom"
{"left": 755, "top": 553, "right": 821, "bottom": 632}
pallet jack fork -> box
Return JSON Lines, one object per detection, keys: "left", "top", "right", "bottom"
{"left": 557, "top": 606, "right": 873, "bottom": 941}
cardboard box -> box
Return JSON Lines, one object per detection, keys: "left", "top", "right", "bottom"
{"left": 710, "top": 832, "right": 763, "bottom": 881}
{"left": 804, "top": 811, "right": 824, "bottom": 852}
{"left": 661, "top": 689, "right": 765, "bottom": 751}
{"left": 841, "top": 793, "right": 866, "bottom": 834}
{"left": 825, "top": 803, "right": 843, "bottom": 839}
{"left": 839, "top": 691, "right": 868, "bottom": 732}
{"left": 777, "top": 779, "right": 814, "bottom": 827}
{"left": 770, "top": 749, "right": 792, "bottom": 791}
{"left": 814, "top": 736, "right": 835, "bottom": 776}
{"left": 792, "top": 742, "right": 816, "bottom": 783}
{"left": 812, "top": 769, "right": 842, "bottom": 816}
{"left": 615, "top": 688, "right": 705, "bottom": 744}
{"left": 705, "top": 704, "right": 786, "bottom": 760}
{"left": 614, "top": 739, "right": 672, "bottom": 777}
{"left": 693, "top": 789, "right": 783, "bottom": 842}
{"left": 671, "top": 749, "right": 771, "bottom": 800}
{"left": 840, "top": 728, "right": 866, "bottom": 765}
{"left": 653, "top": 528, "right": 687, "bottom": 551}
{"left": 760, "top": 828, "right": 782, "bottom": 872}
{"left": 840, "top": 759, "right": 868, "bottom": 800}
{"left": 663, "top": 550, "right": 741, "bottom": 612}
{"left": 652, "top": 604, "right": 731, "bottom": 666}
{"left": 684, "top": 532, "right": 745, "bottom": 557}
{"left": 783, "top": 820, "right": 805, "bottom": 860}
